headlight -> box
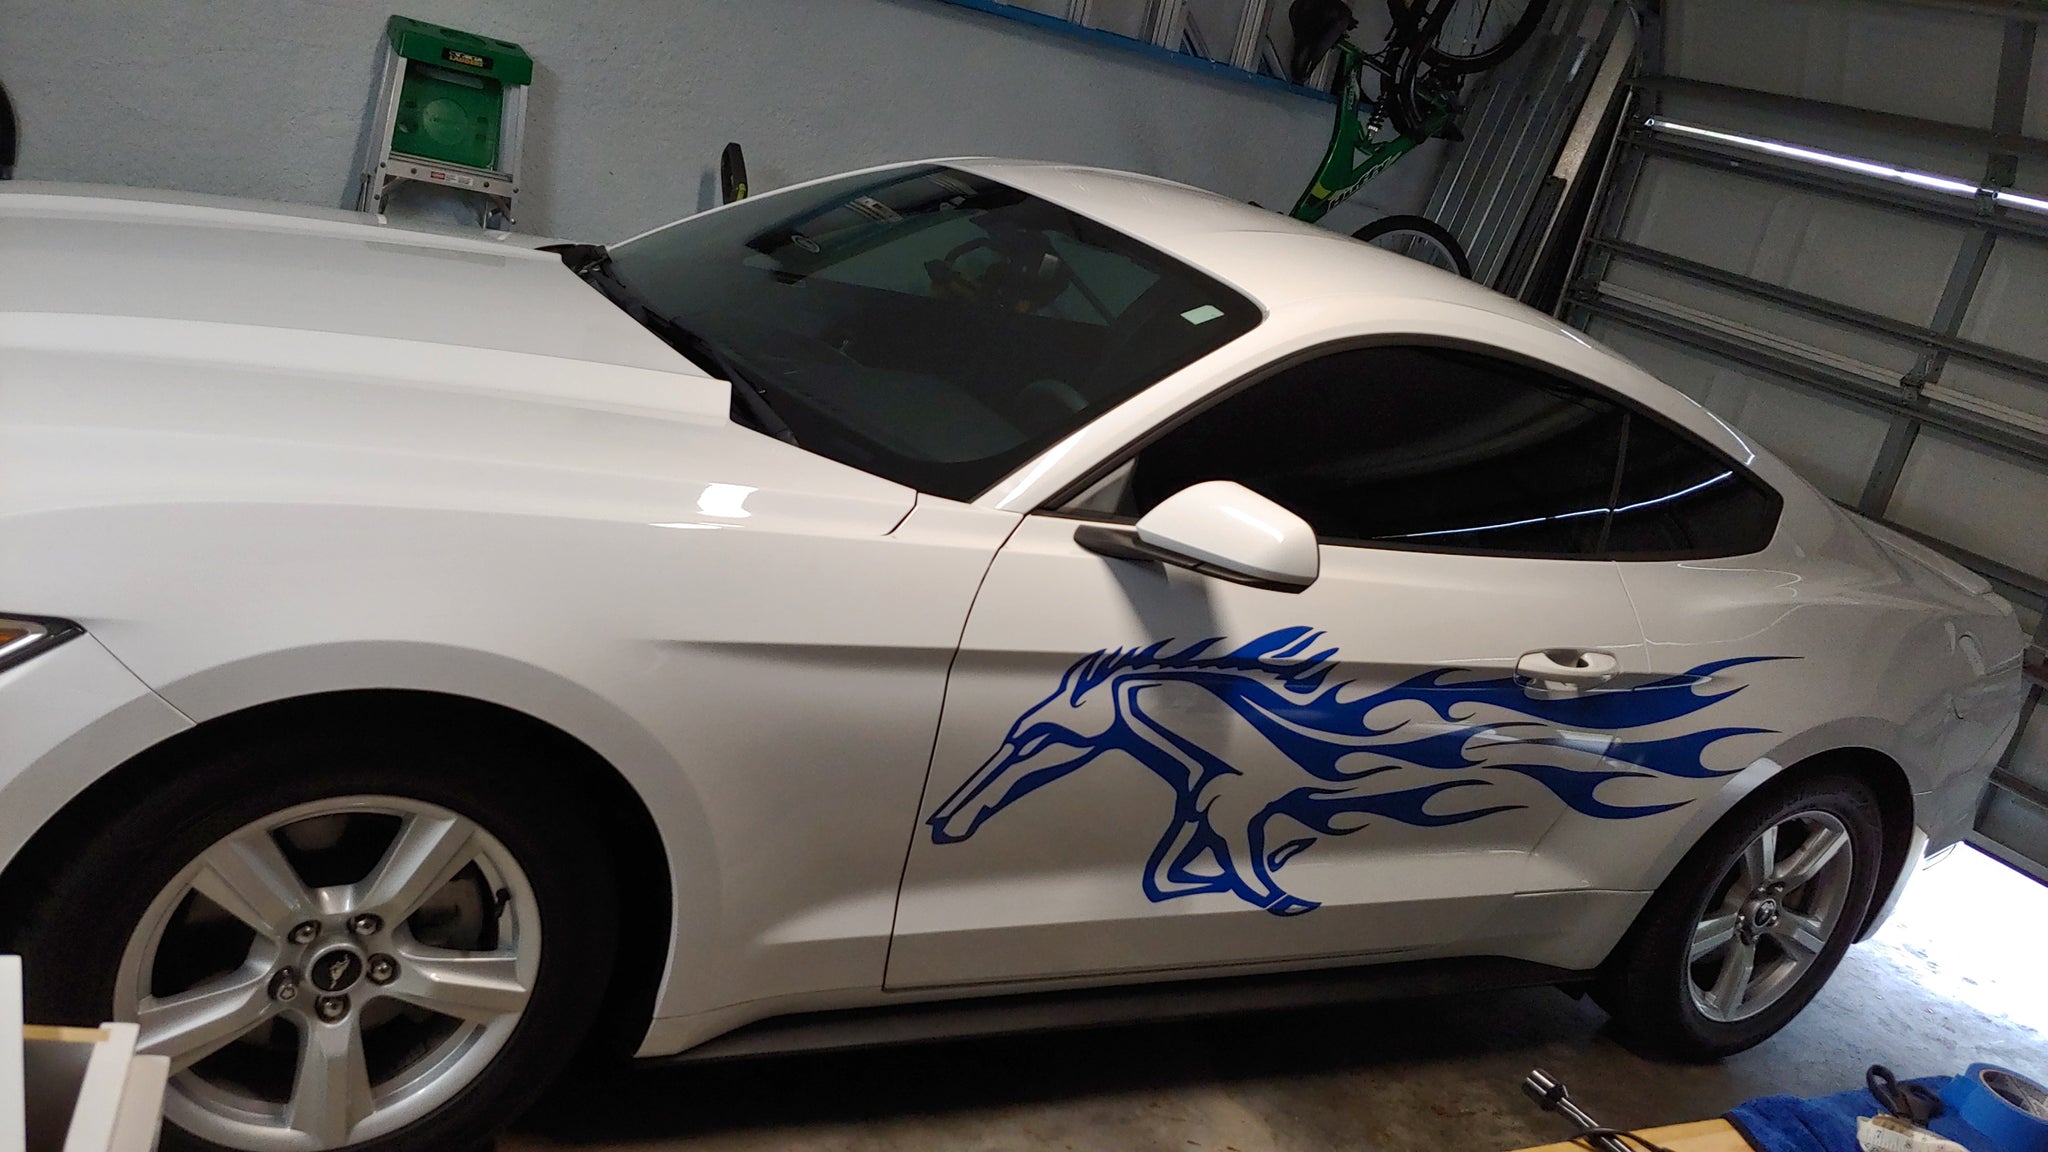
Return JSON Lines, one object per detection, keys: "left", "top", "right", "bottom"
{"left": 0, "top": 615, "right": 83, "bottom": 674}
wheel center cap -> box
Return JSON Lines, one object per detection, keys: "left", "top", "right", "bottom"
{"left": 310, "top": 947, "right": 364, "bottom": 994}
{"left": 1749, "top": 896, "right": 1780, "bottom": 930}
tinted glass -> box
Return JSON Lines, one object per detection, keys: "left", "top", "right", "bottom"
{"left": 1112, "top": 346, "right": 1629, "bottom": 556}
{"left": 606, "top": 166, "right": 1260, "bottom": 500}
{"left": 1604, "top": 414, "right": 1780, "bottom": 557}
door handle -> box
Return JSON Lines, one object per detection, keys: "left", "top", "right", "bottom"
{"left": 1516, "top": 649, "right": 1620, "bottom": 691}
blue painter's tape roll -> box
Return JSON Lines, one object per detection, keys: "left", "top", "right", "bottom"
{"left": 1940, "top": 1064, "right": 2048, "bottom": 1152}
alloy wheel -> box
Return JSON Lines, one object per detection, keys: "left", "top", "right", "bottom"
{"left": 1686, "top": 809, "right": 1855, "bottom": 1023}
{"left": 113, "top": 796, "right": 540, "bottom": 1150}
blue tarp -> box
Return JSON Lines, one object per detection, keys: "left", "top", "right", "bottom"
{"left": 1728, "top": 1076, "right": 1999, "bottom": 1152}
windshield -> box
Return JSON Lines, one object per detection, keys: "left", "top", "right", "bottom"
{"left": 605, "top": 165, "right": 1262, "bottom": 500}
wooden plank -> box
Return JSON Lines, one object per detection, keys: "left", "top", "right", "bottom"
{"left": 19, "top": 1028, "right": 107, "bottom": 1046}
{"left": 1513, "top": 1117, "right": 1752, "bottom": 1152}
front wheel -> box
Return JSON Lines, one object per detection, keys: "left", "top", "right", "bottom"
{"left": 1352, "top": 214, "right": 1473, "bottom": 278}
{"left": 1594, "top": 772, "right": 1883, "bottom": 1060}
{"left": 11, "top": 720, "right": 620, "bottom": 1151}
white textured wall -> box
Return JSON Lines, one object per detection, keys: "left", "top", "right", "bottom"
{"left": 0, "top": 0, "right": 1445, "bottom": 241}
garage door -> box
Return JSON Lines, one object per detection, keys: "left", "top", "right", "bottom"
{"left": 1564, "top": 0, "right": 2048, "bottom": 882}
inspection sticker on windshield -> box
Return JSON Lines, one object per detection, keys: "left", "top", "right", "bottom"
{"left": 1180, "top": 304, "right": 1225, "bottom": 325}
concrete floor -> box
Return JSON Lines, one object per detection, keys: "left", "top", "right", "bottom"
{"left": 507, "top": 847, "right": 2047, "bottom": 1152}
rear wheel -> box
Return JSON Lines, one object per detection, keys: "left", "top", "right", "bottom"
{"left": 1594, "top": 772, "right": 1882, "bottom": 1060}
{"left": 1352, "top": 214, "right": 1473, "bottom": 278}
{"left": 1389, "top": 0, "right": 1552, "bottom": 73}
{"left": 12, "top": 721, "right": 618, "bottom": 1151}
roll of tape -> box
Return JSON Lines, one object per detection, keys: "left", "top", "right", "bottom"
{"left": 1939, "top": 1064, "right": 2048, "bottom": 1152}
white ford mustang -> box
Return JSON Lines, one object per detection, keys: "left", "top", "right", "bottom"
{"left": 0, "top": 161, "right": 2027, "bottom": 1152}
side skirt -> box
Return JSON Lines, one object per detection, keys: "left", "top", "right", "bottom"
{"left": 649, "top": 956, "right": 1590, "bottom": 1063}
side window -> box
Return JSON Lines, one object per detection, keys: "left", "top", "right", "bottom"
{"left": 1606, "top": 414, "right": 1780, "bottom": 558}
{"left": 1097, "top": 345, "right": 1631, "bottom": 557}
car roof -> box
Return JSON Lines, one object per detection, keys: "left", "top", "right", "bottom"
{"left": 928, "top": 160, "right": 1773, "bottom": 504}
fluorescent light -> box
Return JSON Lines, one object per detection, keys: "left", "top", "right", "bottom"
{"left": 1999, "top": 189, "right": 2048, "bottom": 215}
{"left": 1643, "top": 118, "right": 2048, "bottom": 219}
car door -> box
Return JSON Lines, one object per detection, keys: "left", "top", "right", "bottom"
{"left": 887, "top": 343, "right": 1672, "bottom": 988}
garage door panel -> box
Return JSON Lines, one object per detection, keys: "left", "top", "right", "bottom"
{"left": 2021, "top": 158, "right": 2048, "bottom": 198}
{"left": 1890, "top": 433, "right": 2048, "bottom": 577}
{"left": 1586, "top": 0, "right": 2046, "bottom": 884}
{"left": 1663, "top": 0, "right": 2004, "bottom": 129}
{"left": 1959, "top": 238, "right": 2048, "bottom": 364}
{"left": 1586, "top": 321, "right": 1891, "bottom": 502}
{"left": 1778, "top": 207, "right": 1963, "bottom": 328}
{"left": 1621, "top": 160, "right": 1786, "bottom": 271}
{"left": 1604, "top": 260, "right": 1924, "bottom": 376}
{"left": 1621, "top": 159, "right": 1966, "bottom": 325}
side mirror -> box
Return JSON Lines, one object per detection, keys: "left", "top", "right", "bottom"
{"left": 1074, "top": 480, "right": 1319, "bottom": 592}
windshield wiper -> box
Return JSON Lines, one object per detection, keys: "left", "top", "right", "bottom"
{"left": 544, "top": 243, "right": 798, "bottom": 446}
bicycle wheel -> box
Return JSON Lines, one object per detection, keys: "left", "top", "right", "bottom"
{"left": 1352, "top": 214, "right": 1473, "bottom": 278}
{"left": 1388, "top": 0, "right": 1551, "bottom": 73}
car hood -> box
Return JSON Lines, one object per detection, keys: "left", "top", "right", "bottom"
{"left": 1, "top": 181, "right": 708, "bottom": 387}
{"left": 0, "top": 183, "right": 915, "bottom": 537}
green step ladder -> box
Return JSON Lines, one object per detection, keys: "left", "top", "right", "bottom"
{"left": 354, "top": 15, "right": 533, "bottom": 230}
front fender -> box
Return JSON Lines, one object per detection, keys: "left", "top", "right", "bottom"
{"left": 0, "top": 633, "right": 193, "bottom": 878}
{"left": 2, "top": 636, "right": 716, "bottom": 1040}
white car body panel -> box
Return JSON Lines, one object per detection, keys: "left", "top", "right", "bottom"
{"left": 0, "top": 164, "right": 2026, "bottom": 1067}
{"left": 892, "top": 515, "right": 1649, "bottom": 987}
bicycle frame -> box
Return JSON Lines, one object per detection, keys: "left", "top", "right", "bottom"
{"left": 1287, "top": 41, "right": 1454, "bottom": 225}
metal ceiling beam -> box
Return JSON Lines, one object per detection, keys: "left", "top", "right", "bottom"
{"left": 1571, "top": 289, "right": 2048, "bottom": 470}
{"left": 1628, "top": 76, "right": 2048, "bottom": 163}
{"left": 1588, "top": 238, "right": 2048, "bottom": 384}
{"left": 1852, "top": 0, "right": 2048, "bottom": 23}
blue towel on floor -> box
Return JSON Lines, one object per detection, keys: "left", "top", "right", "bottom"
{"left": 1727, "top": 1076, "right": 1997, "bottom": 1152}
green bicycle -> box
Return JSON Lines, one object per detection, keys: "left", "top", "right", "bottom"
{"left": 1284, "top": 0, "right": 1553, "bottom": 277}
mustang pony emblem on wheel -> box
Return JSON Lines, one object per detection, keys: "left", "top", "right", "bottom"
{"left": 929, "top": 627, "right": 1787, "bottom": 915}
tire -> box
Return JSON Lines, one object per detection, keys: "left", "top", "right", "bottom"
{"left": 1388, "top": 0, "right": 1552, "bottom": 73}
{"left": 8, "top": 717, "right": 619, "bottom": 1151}
{"left": 1594, "top": 772, "right": 1883, "bottom": 1061}
{"left": 1352, "top": 214, "right": 1473, "bottom": 278}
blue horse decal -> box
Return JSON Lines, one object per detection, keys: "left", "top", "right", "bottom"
{"left": 929, "top": 626, "right": 1783, "bottom": 916}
